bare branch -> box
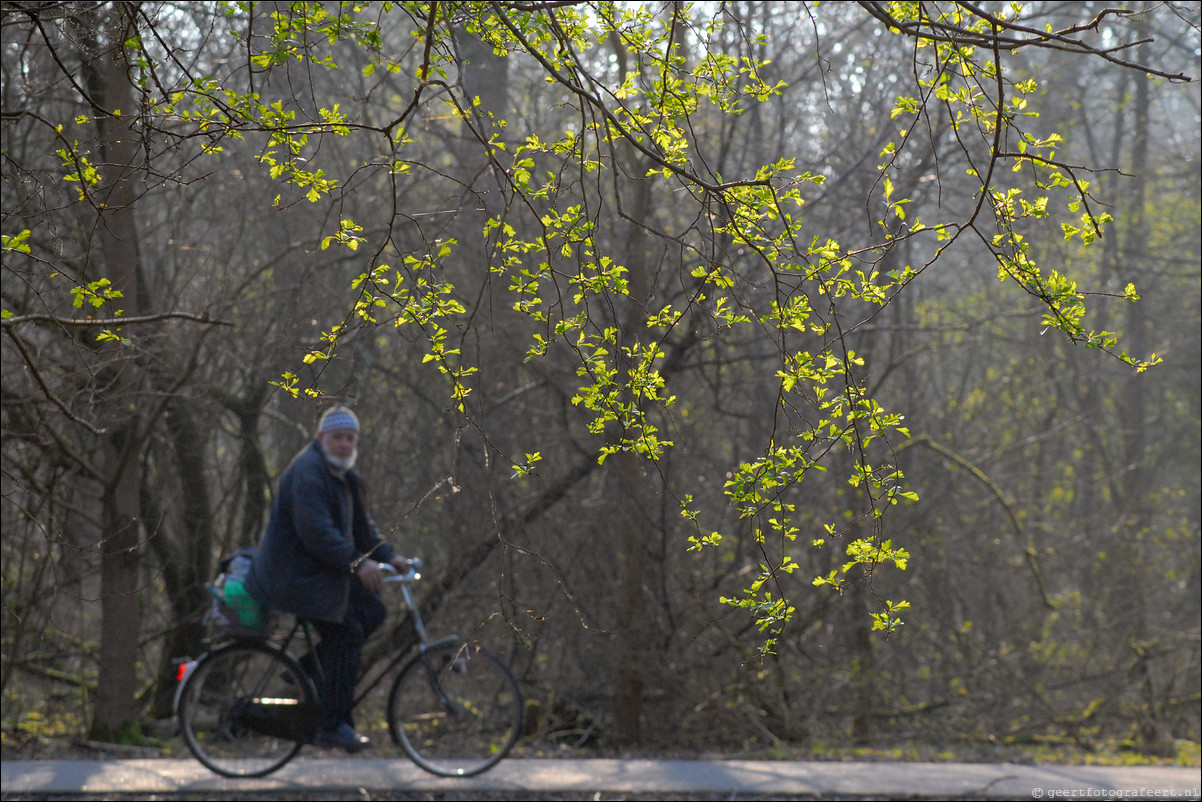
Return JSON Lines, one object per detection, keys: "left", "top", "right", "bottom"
{"left": 858, "top": 1, "right": 1193, "bottom": 82}
{"left": 1, "top": 312, "right": 231, "bottom": 329}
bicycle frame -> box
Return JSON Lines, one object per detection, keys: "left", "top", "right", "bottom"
{"left": 348, "top": 565, "right": 461, "bottom": 711}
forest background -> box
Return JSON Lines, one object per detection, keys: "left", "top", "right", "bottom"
{"left": 2, "top": 1, "right": 1199, "bottom": 766}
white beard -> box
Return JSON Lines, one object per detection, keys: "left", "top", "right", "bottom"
{"left": 319, "top": 441, "right": 358, "bottom": 473}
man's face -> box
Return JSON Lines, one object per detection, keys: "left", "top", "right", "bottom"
{"left": 320, "top": 428, "right": 359, "bottom": 460}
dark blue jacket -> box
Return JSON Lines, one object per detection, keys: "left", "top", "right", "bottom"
{"left": 246, "top": 441, "right": 396, "bottom": 623}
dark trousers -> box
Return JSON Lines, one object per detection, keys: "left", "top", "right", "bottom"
{"left": 311, "top": 578, "right": 386, "bottom": 731}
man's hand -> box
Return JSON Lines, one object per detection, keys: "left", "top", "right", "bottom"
{"left": 389, "top": 556, "right": 413, "bottom": 575}
{"left": 355, "top": 559, "right": 385, "bottom": 594}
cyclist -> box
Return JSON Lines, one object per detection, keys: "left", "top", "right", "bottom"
{"left": 246, "top": 405, "right": 411, "bottom": 752}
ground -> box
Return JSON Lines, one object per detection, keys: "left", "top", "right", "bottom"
{"left": 3, "top": 723, "right": 1198, "bottom": 801}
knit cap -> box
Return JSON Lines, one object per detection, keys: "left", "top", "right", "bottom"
{"left": 319, "top": 405, "right": 360, "bottom": 433}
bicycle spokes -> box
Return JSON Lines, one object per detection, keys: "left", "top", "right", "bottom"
{"left": 387, "top": 642, "right": 523, "bottom": 777}
{"left": 178, "top": 642, "right": 316, "bottom": 777}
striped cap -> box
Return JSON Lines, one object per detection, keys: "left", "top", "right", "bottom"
{"left": 319, "top": 405, "right": 360, "bottom": 433}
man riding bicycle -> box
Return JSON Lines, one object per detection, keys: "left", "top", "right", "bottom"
{"left": 246, "top": 405, "right": 410, "bottom": 752}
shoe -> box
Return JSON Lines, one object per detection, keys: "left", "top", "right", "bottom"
{"left": 314, "top": 723, "right": 371, "bottom": 753}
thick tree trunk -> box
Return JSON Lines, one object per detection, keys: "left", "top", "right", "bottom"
{"left": 79, "top": 5, "right": 147, "bottom": 741}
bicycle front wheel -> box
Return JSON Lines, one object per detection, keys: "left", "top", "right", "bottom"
{"left": 387, "top": 641, "right": 522, "bottom": 777}
{"left": 177, "top": 640, "right": 319, "bottom": 777}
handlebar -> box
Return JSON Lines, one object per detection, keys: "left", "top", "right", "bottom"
{"left": 380, "top": 557, "right": 422, "bottom": 583}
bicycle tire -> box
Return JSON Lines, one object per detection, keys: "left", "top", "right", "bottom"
{"left": 177, "top": 640, "right": 319, "bottom": 778}
{"left": 387, "top": 640, "right": 523, "bottom": 777}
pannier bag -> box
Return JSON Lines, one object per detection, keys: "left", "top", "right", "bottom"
{"left": 208, "top": 548, "right": 271, "bottom": 635}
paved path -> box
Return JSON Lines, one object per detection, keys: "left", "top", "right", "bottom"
{"left": 2, "top": 758, "right": 1199, "bottom": 799}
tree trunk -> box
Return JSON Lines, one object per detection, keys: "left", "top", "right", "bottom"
{"left": 78, "top": 5, "right": 147, "bottom": 741}
{"left": 611, "top": 157, "right": 656, "bottom": 747}
{"left": 612, "top": 450, "right": 651, "bottom": 746}
{"left": 146, "top": 399, "right": 216, "bottom": 720}
{"left": 1121, "top": 30, "right": 1166, "bottom": 755}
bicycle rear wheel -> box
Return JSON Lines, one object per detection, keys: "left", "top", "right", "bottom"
{"left": 387, "top": 641, "right": 522, "bottom": 777}
{"left": 177, "top": 640, "right": 319, "bottom": 777}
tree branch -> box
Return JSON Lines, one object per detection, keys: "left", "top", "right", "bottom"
{"left": 1, "top": 312, "right": 231, "bottom": 328}
{"left": 858, "top": 1, "right": 1192, "bottom": 82}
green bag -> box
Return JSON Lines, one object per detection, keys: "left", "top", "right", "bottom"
{"left": 222, "top": 576, "right": 266, "bottom": 629}
{"left": 209, "top": 548, "right": 271, "bottom": 635}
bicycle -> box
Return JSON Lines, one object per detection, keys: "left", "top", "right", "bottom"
{"left": 174, "top": 559, "right": 523, "bottom": 779}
